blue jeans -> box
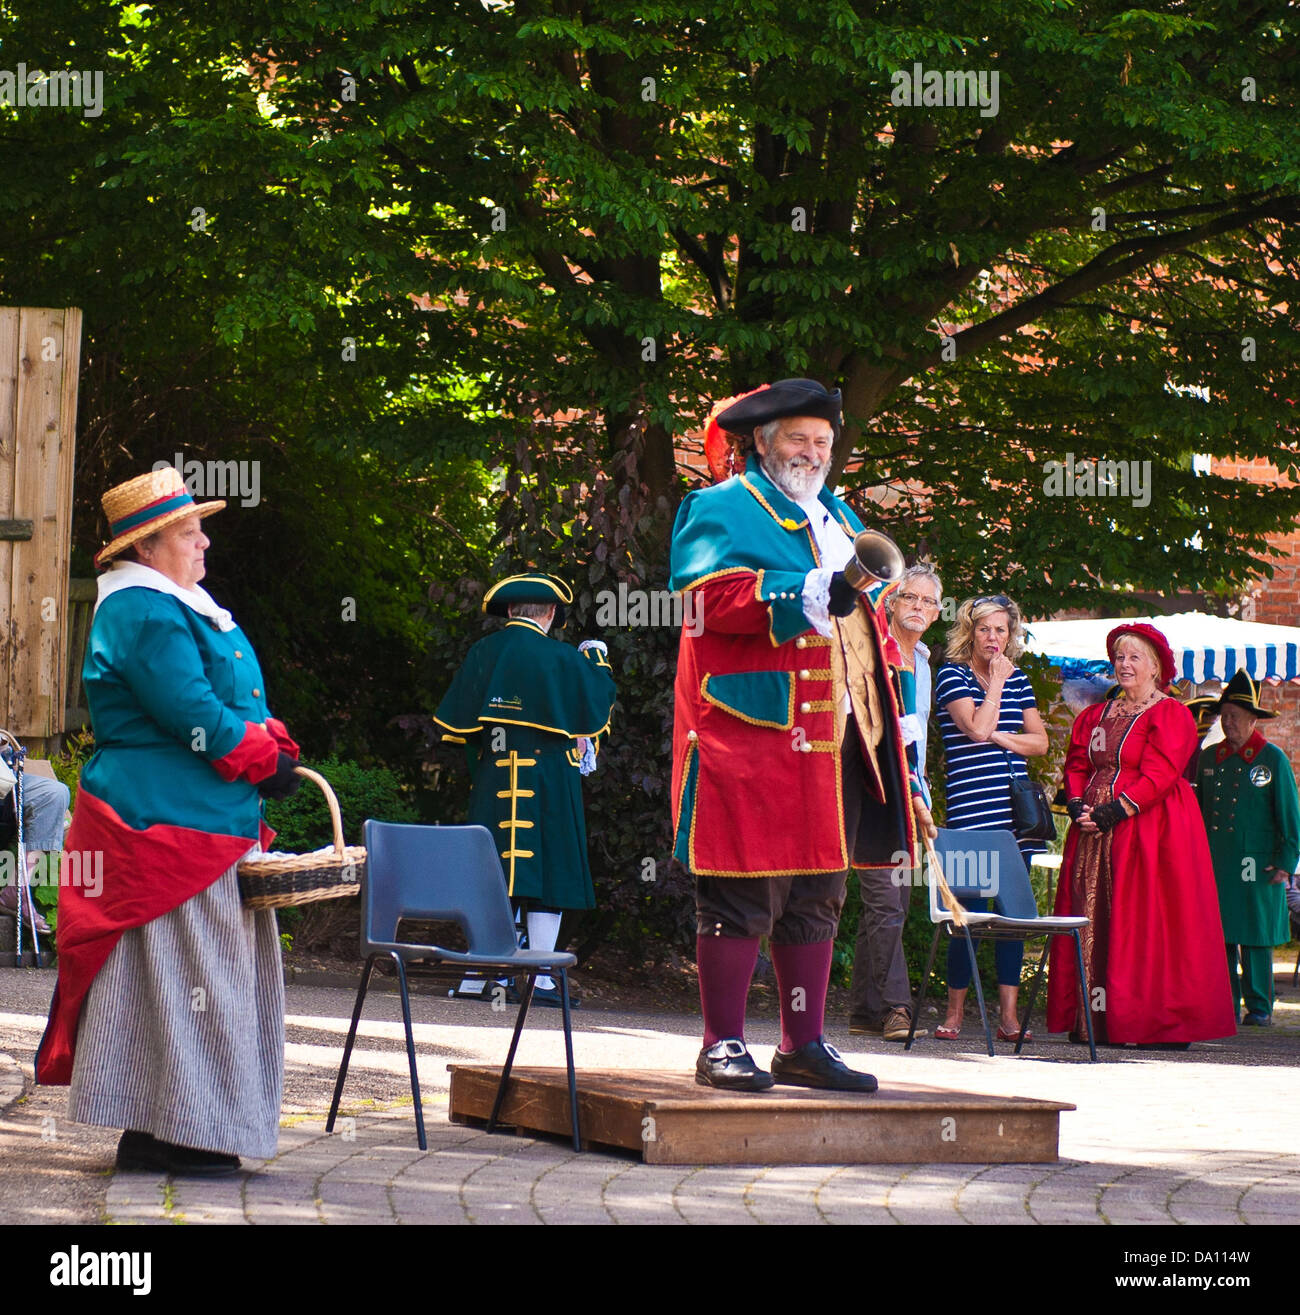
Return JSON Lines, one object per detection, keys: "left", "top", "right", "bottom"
{"left": 945, "top": 897, "right": 1024, "bottom": 989}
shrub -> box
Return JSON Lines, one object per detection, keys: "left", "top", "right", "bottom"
{"left": 263, "top": 757, "right": 417, "bottom": 851}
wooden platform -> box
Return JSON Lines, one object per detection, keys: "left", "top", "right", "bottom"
{"left": 448, "top": 1065, "right": 1075, "bottom": 1165}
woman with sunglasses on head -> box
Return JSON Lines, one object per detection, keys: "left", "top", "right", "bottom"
{"left": 932, "top": 594, "right": 1049, "bottom": 1041}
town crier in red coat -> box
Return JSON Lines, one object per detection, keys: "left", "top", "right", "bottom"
{"left": 669, "top": 379, "right": 930, "bottom": 1092}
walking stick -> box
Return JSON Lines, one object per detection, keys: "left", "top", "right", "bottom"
{"left": 920, "top": 828, "right": 967, "bottom": 927}
{"left": 1, "top": 730, "right": 40, "bottom": 961}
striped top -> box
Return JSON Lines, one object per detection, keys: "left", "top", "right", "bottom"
{"left": 934, "top": 663, "right": 1041, "bottom": 848}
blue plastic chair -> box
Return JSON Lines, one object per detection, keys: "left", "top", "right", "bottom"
{"left": 325, "top": 822, "right": 580, "bottom": 1151}
{"left": 906, "top": 828, "right": 1096, "bottom": 1060}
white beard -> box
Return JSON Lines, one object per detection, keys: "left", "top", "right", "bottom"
{"left": 762, "top": 453, "right": 826, "bottom": 502}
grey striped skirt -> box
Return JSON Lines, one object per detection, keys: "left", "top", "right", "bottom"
{"left": 68, "top": 860, "right": 285, "bottom": 1159}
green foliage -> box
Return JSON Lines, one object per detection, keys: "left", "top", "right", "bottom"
{"left": 3, "top": 0, "right": 1300, "bottom": 967}
{"left": 262, "top": 757, "right": 417, "bottom": 851}
{"left": 403, "top": 422, "right": 693, "bottom": 957}
{"left": 46, "top": 730, "right": 95, "bottom": 812}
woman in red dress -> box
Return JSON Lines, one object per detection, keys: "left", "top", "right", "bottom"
{"left": 1047, "top": 623, "right": 1237, "bottom": 1047}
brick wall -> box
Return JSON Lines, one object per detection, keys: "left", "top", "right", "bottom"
{"left": 1211, "top": 457, "right": 1300, "bottom": 773}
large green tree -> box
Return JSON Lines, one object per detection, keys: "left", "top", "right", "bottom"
{"left": 5, "top": 0, "right": 1298, "bottom": 610}
{"left": 4, "top": 1, "right": 1299, "bottom": 953}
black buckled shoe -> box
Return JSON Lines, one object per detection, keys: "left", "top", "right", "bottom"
{"left": 695, "top": 1039, "right": 775, "bottom": 1092}
{"left": 771, "top": 1038, "right": 878, "bottom": 1092}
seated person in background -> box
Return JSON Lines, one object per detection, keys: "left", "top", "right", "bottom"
{"left": 0, "top": 746, "right": 70, "bottom": 935}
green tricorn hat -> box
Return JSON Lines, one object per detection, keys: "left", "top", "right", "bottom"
{"left": 1217, "top": 669, "right": 1276, "bottom": 719}
{"left": 483, "top": 572, "right": 573, "bottom": 623}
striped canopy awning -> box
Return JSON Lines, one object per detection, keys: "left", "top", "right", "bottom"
{"left": 1022, "top": 612, "right": 1300, "bottom": 686}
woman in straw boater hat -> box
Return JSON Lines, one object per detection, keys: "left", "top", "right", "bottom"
{"left": 36, "top": 467, "right": 303, "bottom": 1175}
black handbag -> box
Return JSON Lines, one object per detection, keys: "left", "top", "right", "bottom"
{"left": 1002, "top": 751, "right": 1057, "bottom": 841}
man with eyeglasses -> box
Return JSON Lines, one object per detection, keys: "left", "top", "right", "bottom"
{"left": 848, "top": 565, "right": 943, "bottom": 1041}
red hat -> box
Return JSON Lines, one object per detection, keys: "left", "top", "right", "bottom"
{"left": 702, "top": 385, "right": 770, "bottom": 482}
{"left": 1106, "top": 622, "right": 1177, "bottom": 687}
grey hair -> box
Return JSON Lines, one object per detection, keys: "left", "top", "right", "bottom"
{"left": 129, "top": 530, "right": 162, "bottom": 562}
{"left": 507, "top": 601, "right": 554, "bottom": 621}
{"left": 885, "top": 562, "right": 943, "bottom": 615}
{"left": 756, "top": 418, "right": 784, "bottom": 446}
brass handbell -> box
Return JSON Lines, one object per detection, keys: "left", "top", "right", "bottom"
{"left": 842, "top": 529, "right": 906, "bottom": 592}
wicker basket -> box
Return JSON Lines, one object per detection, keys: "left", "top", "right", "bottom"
{"left": 238, "top": 767, "right": 366, "bottom": 910}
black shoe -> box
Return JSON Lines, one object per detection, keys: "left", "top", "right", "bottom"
{"left": 115, "top": 1129, "right": 159, "bottom": 1169}
{"left": 771, "top": 1038, "right": 878, "bottom": 1092}
{"left": 531, "top": 983, "right": 580, "bottom": 1009}
{"left": 116, "top": 1130, "right": 240, "bottom": 1177}
{"left": 1241, "top": 1012, "right": 1272, "bottom": 1027}
{"left": 695, "top": 1039, "right": 775, "bottom": 1092}
{"left": 164, "top": 1143, "right": 242, "bottom": 1177}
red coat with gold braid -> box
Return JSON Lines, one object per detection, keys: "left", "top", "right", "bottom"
{"left": 669, "top": 455, "right": 916, "bottom": 878}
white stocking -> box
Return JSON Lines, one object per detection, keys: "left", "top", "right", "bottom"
{"left": 527, "top": 911, "right": 562, "bottom": 993}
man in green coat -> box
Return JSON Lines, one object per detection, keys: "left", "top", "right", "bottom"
{"left": 1195, "top": 671, "right": 1300, "bottom": 1026}
{"left": 434, "top": 573, "right": 616, "bottom": 1005}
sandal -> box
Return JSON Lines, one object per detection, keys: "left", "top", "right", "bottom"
{"left": 996, "top": 1025, "right": 1033, "bottom": 1042}
{"left": 934, "top": 1025, "right": 961, "bottom": 1039}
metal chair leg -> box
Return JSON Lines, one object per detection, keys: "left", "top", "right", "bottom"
{"left": 1016, "top": 935, "right": 1049, "bottom": 1055}
{"left": 559, "top": 968, "right": 580, "bottom": 1152}
{"left": 963, "top": 927, "right": 994, "bottom": 1056}
{"left": 1073, "top": 931, "right": 1098, "bottom": 1062}
{"left": 327, "top": 954, "right": 376, "bottom": 1133}
{"left": 489, "top": 973, "right": 536, "bottom": 1134}
{"left": 908, "top": 927, "right": 942, "bottom": 1051}
{"left": 391, "top": 953, "right": 426, "bottom": 1151}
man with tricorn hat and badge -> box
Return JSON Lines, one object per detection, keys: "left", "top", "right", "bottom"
{"left": 670, "top": 378, "right": 930, "bottom": 1092}
{"left": 1195, "top": 670, "right": 1299, "bottom": 1027}
{"left": 433, "top": 573, "right": 616, "bottom": 1005}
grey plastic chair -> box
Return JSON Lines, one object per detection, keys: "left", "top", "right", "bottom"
{"left": 906, "top": 827, "right": 1097, "bottom": 1061}
{"left": 325, "top": 822, "right": 580, "bottom": 1151}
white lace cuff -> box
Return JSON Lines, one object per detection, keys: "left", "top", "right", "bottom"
{"left": 802, "top": 567, "right": 835, "bottom": 639}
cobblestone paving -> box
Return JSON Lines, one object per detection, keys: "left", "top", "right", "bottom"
{"left": 4, "top": 966, "right": 1299, "bottom": 1226}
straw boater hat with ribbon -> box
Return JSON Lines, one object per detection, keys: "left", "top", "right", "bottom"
{"left": 482, "top": 572, "right": 573, "bottom": 626}
{"left": 94, "top": 467, "right": 225, "bottom": 569}
{"left": 1217, "top": 669, "right": 1277, "bottom": 720}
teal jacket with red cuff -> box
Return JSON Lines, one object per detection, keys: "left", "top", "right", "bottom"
{"left": 37, "top": 585, "right": 296, "bottom": 1084}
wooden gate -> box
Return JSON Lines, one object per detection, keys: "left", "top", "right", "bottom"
{"left": 0, "top": 307, "right": 82, "bottom": 746}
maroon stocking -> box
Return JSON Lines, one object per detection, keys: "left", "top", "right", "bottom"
{"left": 696, "top": 935, "right": 760, "bottom": 1045}
{"left": 771, "top": 939, "right": 833, "bottom": 1051}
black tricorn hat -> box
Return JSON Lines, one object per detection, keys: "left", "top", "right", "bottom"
{"left": 1182, "top": 694, "right": 1221, "bottom": 726}
{"left": 715, "top": 377, "right": 842, "bottom": 436}
{"left": 1217, "top": 669, "right": 1276, "bottom": 719}
{"left": 483, "top": 572, "right": 573, "bottom": 625}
